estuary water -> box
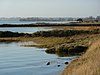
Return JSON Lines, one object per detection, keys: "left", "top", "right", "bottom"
{"left": 0, "top": 27, "right": 76, "bottom": 75}
{"left": 0, "top": 27, "right": 58, "bottom": 33}
{"left": 0, "top": 20, "right": 68, "bottom": 25}
{"left": 0, "top": 42, "right": 76, "bottom": 75}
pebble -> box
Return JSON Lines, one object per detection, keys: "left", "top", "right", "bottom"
{"left": 57, "top": 65, "right": 60, "bottom": 67}
{"left": 65, "top": 62, "right": 68, "bottom": 65}
{"left": 46, "top": 62, "right": 50, "bottom": 65}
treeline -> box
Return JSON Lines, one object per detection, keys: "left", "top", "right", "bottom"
{"left": 20, "top": 17, "right": 66, "bottom": 21}
{"left": 0, "top": 24, "right": 100, "bottom": 27}
{"left": 0, "top": 24, "right": 66, "bottom": 27}
{"left": 32, "top": 29, "right": 100, "bottom": 37}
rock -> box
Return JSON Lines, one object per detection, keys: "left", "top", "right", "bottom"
{"left": 65, "top": 62, "right": 68, "bottom": 65}
{"left": 45, "top": 47, "right": 56, "bottom": 54}
{"left": 69, "top": 46, "right": 88, "bottom": 54}
{"left": 57, "top": 65, "right": 60, "bottom": 67}
{"left": 46, "top": 62, "right": 50, "bottom": 65}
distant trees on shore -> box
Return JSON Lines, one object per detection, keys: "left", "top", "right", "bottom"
{"left": 77, "top": 18, "right": 83, "bottom": 22}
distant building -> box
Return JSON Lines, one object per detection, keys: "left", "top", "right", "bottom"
{"left": 83, "top": 16, "right": 95, "bottom": 22}
{"left": 96, "top": 16, "right": 100, "bottom": 21}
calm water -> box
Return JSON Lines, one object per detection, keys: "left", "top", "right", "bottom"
{"left": 0, "top": 20, "right": 68, "bottom": 25}
{"left": 0, "top": 42, "right": 76, "bottom": 75}
{"left": 0, "top": 27, "right": 76, "bottom": 75}
{"left": 0, "top": 27, "right": 61, "bottom": 33}
{"left": 0, "top": 20, "right": 35, "bottom": 25}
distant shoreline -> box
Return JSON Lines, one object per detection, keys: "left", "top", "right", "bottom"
{"left": 0, "top": 23, "right": 100, "bottom": 27}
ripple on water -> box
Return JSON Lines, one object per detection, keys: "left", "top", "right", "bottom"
{"left": 0, "top": 41, "right": 75, "bottom": 75}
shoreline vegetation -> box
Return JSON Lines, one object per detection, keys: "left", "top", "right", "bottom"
{"left": 0, "top": 23, "right": 100, "bottom": 27}
{"left": 62, "top": 39, "right": 100, "bottom": 75}
{"left": 0, "top": 26, "right": 100, "bottom": 74}
{"left": 0, "top": 28, "right": 100, "bottom": 56}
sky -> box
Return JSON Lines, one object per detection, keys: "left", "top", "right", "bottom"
{"left": 0, "top": 0, "right": 100, "bottom": 18}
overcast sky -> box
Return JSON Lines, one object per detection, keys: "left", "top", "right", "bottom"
{"left": 0, "top": 0, "right": 100, "bottom": 17}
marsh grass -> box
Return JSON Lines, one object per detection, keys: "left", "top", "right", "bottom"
{"left": 0, "top": 28, "right": 100, "bottom": 55}
{"left": 79, "top": 21, "right": 100, "bottom": 24}
{"left": 62, "top": 39, "right": 100, "bottom": 75}
{"left": 0, "top": 27, "right": 100, "bottom": 75}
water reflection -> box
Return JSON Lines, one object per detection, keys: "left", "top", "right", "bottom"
{"left": 0, "top": 41, "right": 68, "bottom": 57}
{"left": 0, "top": 41, "right": 19, "bottom": 44}
{"left": 0, "top": 41, "right": 78, "bottom": 58}
{"left": 45, "top": 50, "right": 80, "bottom": 57}
{"left": 45, "top": 51, "right": 67, "bottom": 57}
{"left": 0, "top": 41, "right": 35, "bottom": 47}
{"left": 0, "top": 27, "right": 62, "bottom": 33}
{"left": 0, "top": 41, "right": 76, "bottom": 75}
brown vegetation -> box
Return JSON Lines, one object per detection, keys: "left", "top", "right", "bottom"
{"left": 0, "top": 28, "right": 100, "bottom": 56}
{"left": 0, "top": 26, "right": 100, "bottom": 74}
{"left": 0, "top": 23, "right": 100, "bottom": 27}
{"left": 62, "top": 39, "right": 100, "bottom": 75}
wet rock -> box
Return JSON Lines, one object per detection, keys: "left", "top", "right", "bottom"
{"left": 45, "top": 47, "right": 56, "bottom": 54}
{"left": 65, "top": 62, "right": 68, "bottom": 65}
{"left": 69, "top": 46, "right": 88, "bottom": 54}
{"left": 57, "top": 65, "right": 60, "bottom": 67}
{"left": 46, "top": 62, "right": 50, "bottom": 65}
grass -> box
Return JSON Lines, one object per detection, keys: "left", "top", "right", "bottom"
{"left": 78, "top": 21, "right": 100, "bottom": 24}
{"left": 1, "top": 32, "right": 99, "bottom": 56}
{"left": 0, "top": 26, "right": 100, "bottom": 74}
{"left": 60, "top": 26, "right": 100, "bottom": 30}
{"left": 0, "top": 28, "right": 100, "bottom": 55}
{"left": 62, "top": 39, "right": 100, "bottom": 75}
{"left": 25, "top": 37, "right": 71, "bottom": 48}
{"left": 0, "top": 22, "right": 100, "bottom": 27}
{"left": 31, "top": 28, "right": 100, "bottom": 37}
{"left": 0, "top": 37, "right": 71, "bottom": 48}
